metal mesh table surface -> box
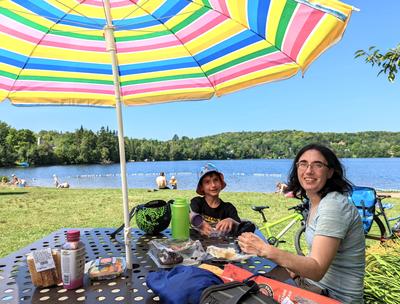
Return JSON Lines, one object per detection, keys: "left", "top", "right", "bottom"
{"left": 0, "top": 228, "right": 280, "bottom": 303}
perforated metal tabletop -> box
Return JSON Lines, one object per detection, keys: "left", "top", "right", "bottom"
{"left": 0, "top": 228, "right": 281, "bottom": 303}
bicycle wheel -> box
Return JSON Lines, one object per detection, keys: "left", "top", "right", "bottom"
{"left": 294, "top": 225, "right": 309, "bottom": 256}
{"left": 366, "top": 216, "right": 387, "bottom": 241}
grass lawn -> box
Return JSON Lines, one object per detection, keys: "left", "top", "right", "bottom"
{"left": 1, "top": 186, "right": 400, "bottom": 258}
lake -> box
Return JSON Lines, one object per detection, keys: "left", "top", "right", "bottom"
{"left": 1, "top": 158, "right": 399, "bottom": 192}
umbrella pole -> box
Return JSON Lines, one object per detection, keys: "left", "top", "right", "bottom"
{"left": 103, "top": 0, "right": 132, "bottom": 269}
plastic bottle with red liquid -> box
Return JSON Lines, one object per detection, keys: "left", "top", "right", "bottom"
{"left": 61, "top": 230, "right": 86, "bottom": 289}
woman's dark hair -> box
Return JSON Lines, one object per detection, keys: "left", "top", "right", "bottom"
{"left": 286, "top": 143, "right": 352, "bottom": 200}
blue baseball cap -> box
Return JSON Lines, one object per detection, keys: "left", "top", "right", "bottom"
{"left": 196, "top": 163, "right": 226, "bottom": 195}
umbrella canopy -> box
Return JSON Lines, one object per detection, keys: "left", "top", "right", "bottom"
{"left": 0, "top": 0, "right": 355, "bottom": 267}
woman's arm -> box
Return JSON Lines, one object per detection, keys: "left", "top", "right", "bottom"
{"left": 238, "top": 232, "right": 340, "bottom": 281}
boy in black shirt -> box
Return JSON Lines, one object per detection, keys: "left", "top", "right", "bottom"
{"left": 190, "top": 163, "right": 240, "bottom": 237}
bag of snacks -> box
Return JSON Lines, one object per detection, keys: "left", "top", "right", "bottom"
{"left": 88, "top": 257, "right": 126, "bottom": 281}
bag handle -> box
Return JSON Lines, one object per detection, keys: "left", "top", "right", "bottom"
{"left": 110, "top": 199, "right": 173, "bottom": 239}
{"left": 110, "top": 205, "right": 138, "bottom": 239}
{"left": 228, "top": 280, "right": 259, "bottom": 304}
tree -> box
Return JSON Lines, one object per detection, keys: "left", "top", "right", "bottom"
{"left": 355, "top": 44, "right": 400, "bottom": 82}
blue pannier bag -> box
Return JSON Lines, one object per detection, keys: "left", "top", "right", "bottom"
{"left": 348, "top": 186, "right": 377, "bottom": 233}
{"left": 146, "top": 265, "right": 223, "bottom": 304}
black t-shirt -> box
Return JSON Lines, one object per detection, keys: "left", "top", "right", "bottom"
{"left": 190, "top": 196, "right": 240, "bottom": 226}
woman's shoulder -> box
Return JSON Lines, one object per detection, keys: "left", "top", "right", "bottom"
{"left": 320, "top": 192, "right": 355, "bottom": 213}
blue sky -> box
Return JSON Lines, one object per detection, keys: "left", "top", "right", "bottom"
{"left": 1, "top": 0, "right": 399, "bottom": 140}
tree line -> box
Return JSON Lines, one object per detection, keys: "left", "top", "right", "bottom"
{"left": 1, "top": 121, "right": 400, "bottom": 167}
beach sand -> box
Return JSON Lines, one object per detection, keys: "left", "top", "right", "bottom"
{"left": 377, "top": 191, "right": 400, "bottom": 198}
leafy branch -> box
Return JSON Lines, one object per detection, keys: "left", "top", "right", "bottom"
{"left": 355, "top": 44, "right": 400, "bottom": 82}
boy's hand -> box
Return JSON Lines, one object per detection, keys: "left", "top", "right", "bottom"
{"left": 215, "top": 218, "right": 235, "bottom": 233}
{"left": 198, "top": 221, "right": 213, "bottom": 236}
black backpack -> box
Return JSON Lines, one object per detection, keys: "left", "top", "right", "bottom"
{"left": 200, "top": 279, "right": 278, "bottom": 304}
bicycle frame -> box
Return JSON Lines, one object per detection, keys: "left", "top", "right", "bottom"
{"left": 258, "top": 212, "right": 304, "bottom": 245}
{"left": 375, "top": 195, "right": 400, "bottom": 239}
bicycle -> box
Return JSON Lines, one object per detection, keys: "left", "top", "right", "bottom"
{"left": 365, "top": 193, "right": 400, "bottom": 241}
{"left": 251, "top": 201, "right": 309, "bottom": 254}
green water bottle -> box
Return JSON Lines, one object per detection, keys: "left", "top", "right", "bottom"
{"left": 171, "top": 198, "right": 190, "bottom": 240}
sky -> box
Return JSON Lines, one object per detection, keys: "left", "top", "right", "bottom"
{"left": 0, "top": 0, "right": 399, "bottom": 141}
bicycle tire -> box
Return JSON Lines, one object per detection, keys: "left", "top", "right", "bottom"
{"left": 366, "top": 215, "right": 387, "bottom": 241}
{"left": 294, "top": 225, "right": 308, "bottom": 256}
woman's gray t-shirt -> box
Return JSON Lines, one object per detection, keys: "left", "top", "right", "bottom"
{"left": 305, "top": 192, "right": 365, "bottom": 303}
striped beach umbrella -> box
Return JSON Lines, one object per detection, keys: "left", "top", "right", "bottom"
{"left": 0, "top": 0, "right": 355, "bottom": 267}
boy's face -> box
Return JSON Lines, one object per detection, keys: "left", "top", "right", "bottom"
{"left": 199, "top": 173, "right": 223, "bottom": 197}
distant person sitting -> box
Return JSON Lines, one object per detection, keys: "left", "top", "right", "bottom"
{"left": 156, "top": 172, "right": 169, "bottom": 189}
{"left": 169, "top": 176, "right": 177, "bottom": 190}
{"left": 190, "top": 163, "right": 240, "bottom": 237}
{"left": 10, "top": 174, "right": 26, "bottom": 187}
{"left": 10, "top": 174, "right": 19, "bottom": 185}
{"left": 275, "top": 182, "right": 289, "bottom": 194}
{"left": 53, "top": 174, "right": 70, "bottom": 189}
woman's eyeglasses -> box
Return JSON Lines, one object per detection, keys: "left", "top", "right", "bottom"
{"left": 296, "top": 161, "right": 329, "bottom": 171}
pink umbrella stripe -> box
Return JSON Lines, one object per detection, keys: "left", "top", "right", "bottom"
{"left": 176, "top": 11, "right": 226, "bottom": 44}
{"left": 74, "top": 0, "right": 137, "bottom": 7}
{"left": 12, "top": 82, "right": 115, "bottom": 94}
{"left": 208, "top": 0, "right": 230, "bottom": 17}
{"left": 284, "top": 7, "right": 325, "bottom": 59}
{"left": 0, "top": 78, "right": 15, "bottom": 91}
{"left": 122, "top": 78, "right": 213, "bottom": 95}
{"left": 209, "top": 52, "right": 294, "bottom": 86}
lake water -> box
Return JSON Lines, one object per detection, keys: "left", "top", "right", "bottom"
{"left": 1, "top": 158, "right": 399, "bottom": 192}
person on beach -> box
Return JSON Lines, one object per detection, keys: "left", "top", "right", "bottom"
{"left": 10, "top": 174, "right": 26, "bottom": 187}
{"left": 238, "top": 144, "right": 365, "bottom": 303}
{"left": 10, "top": 174, "right": 19, "bottom": 185}
{"left": 275, "top": 182, "right": 288, "bottom": 194}
{"left": 169, "top": 175, "right": 177, "bottom": 189}
{"left": 155, "top": 172, "right": 169, "bottom": 189}
{"left": 190, "top": 163, "right": 240, "bottom": 237}
{"left": 53, "top": 174, "right": 70, "bottom": 188}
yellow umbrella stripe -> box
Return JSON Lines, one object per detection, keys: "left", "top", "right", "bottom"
{"left": 184, "top": 18, "right": 244, "bottom": 55}
{"left": 215, "top": 62, "right": 299, "bottom": 96}
{"left": 265, "top": 0, "right": 286, "bottom": 44}
{"left": 296, "top": 13, "right": 348, "bottom": 70}
{"left": 17, "top": 69, "right": 112, "bottom": 82}
{"left": 8, "top": 91, "right": 116, "bottom": 106}
{"left": 226, "top": 0, "right": 249, "bottom": 28}
{"left": 120, "top": 67, "right": 205, "bottom": 83}
{"left": 118, "top": 46, "right": 191, "bottom": 64}
{"left": 123, "top": 89, "right": 214, "bottom": 106}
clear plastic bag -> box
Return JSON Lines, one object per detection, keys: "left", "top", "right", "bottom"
{"left": 148, "top": 239, "right": 207, "bottom": 268}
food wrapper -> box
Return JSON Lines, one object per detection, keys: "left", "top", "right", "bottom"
{"left": 148, "top": 239, "right": 207, "bottom": 268}
{"left": 27, "top": 249, "right": 62, "bottom": 287}
{"left": 206, "top": 245, "right": 254, "bottom": 261}
{"left": 88, "top": 257, "right": 126, "bottom": 280}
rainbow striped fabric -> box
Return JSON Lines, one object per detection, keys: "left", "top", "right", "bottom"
{"left": 0, "top": 0, "right": 354, "bottom": 107}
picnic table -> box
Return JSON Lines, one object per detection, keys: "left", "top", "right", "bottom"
{"left": 0, "top": 228, "right": 291, "bottom": 304}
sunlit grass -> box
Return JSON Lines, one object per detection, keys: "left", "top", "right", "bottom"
{"left": 1, "top": 186, "right": 399, "bottom": 258}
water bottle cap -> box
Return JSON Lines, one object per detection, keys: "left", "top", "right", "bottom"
{"left": 174, "top": 198, "right": 187, "bottom": 205}
{"left": 67, "top": 230, "right": 80, "bottom": 241}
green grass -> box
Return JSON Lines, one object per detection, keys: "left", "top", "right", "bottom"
{"left": 1, "top": 186, "right": 400, "bottom": 258}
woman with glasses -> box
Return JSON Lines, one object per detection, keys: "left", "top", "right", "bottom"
{"left": 238, "top": 143, "right": 365, "bottom": 303}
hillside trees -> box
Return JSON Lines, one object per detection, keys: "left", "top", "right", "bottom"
{"left": 1, "top": 120, "right": 400, "bottom": 167}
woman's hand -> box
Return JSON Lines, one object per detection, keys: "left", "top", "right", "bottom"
{"left": 215, "top": 218, "right": 235, "bottom": 233}
{"left": 238, "top": 232, "right": 270, "bottom": 257}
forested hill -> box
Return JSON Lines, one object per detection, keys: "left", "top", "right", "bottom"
{"left": 1, "top": 121, "right": 400, "bottom": 167}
